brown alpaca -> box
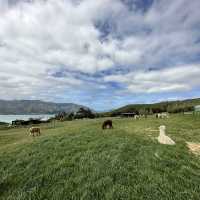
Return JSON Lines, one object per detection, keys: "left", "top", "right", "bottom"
{"left": 102, "top": 120, "right": 113, "bottom": 129}
{"left": 29, "top": 127, "right": 41, "bottom": 136}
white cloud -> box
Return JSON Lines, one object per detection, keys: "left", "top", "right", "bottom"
{"left": 0, "top": 0, "right": 200, "bottom": 108}
{"left": 105, "top": 64, "right": 200, "bottom": 93}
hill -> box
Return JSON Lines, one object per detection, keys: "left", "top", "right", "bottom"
{"left": 107, "top": 98, "right": 200, "bottom": 116}
{"left": 0, "top": 115, "right": 200, "bottom": 199}
{"left": 0, "top": 100, "right": 90, "bottom": 114}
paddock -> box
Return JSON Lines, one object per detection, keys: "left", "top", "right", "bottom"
{"left": 1, "top": 114, "right": 200, "bottom": 200}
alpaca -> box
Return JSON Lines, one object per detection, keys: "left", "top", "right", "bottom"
{"left": 158, "top": 125, "right": 175, "bottom": 145}
{"left": 156, "top": 113, "right": 169, "bottom": 119}
{"left": 29, "top": 127, "right": 41, "bottom": 137}
{"left": 134, "top": 115, "right": 140, "bottom": 120}
{"left": 102, "top": 120, "right": 113, "bottom": 129}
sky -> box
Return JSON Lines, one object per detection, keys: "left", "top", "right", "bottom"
{"left": 0, "top": 0, "right": 200, "bottom": 111}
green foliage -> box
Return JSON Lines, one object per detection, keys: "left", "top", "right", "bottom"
{"left": 0, "top": 115, "right": 200, "bottom": 200}
{"left": 74, "top": 107, "right": 96, "bottom": 119}
{"left": 55, "top": 108, "right": 96, "bottom": 121}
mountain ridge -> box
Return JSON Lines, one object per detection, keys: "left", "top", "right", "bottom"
{"left": 0, "top": 100, "right": 90, "bottom": 115}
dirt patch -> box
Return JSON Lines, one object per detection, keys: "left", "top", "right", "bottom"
{"left": 187, "top": 142, "right": 200, "bottom": 155}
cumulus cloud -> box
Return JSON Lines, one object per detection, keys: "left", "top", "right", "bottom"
{"left": 0, "top": 0, "right": 200, "bottom": 109}
{"left": 104, "top": 65, "right": 200, "bottom": 93}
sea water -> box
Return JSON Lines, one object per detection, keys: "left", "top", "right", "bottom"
{"left": 0, "top": 114, "right": 55, "bottom": 123}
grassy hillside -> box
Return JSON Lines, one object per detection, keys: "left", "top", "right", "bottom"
{"left": 0, "top": 115, "right": 200, "bottom": 200}
{"left": 105, "top": 98, "right": 200, "bottom": 116}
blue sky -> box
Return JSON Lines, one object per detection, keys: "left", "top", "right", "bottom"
{"left": 0, "top": 0, "right": 200, "bottom": 111}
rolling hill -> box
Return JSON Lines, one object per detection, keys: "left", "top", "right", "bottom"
{"left": 106, "top": 98, "right": 200, "bottom": 116}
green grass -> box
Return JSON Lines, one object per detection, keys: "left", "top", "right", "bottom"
{"left": 0, "top": 115, "right": 200, "bottom": 200}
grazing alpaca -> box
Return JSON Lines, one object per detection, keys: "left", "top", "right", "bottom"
{"left": 29, "top": 127, "right": 41, "bottom": 137}
{"left": 158, "top": 125, "right": 175, "bottom": 145}
{"left": 102, "top": 120, "right": 113, "bottom": 129}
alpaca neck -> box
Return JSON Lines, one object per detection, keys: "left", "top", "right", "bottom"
{"left": 159, "top": 129, "right": 166, "bottom": 136}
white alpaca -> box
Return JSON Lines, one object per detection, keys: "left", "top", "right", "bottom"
{"left": 157, "top": 113, "right": 169, "bottom": 118}
{"left": 158, "top": 125, "right": 175, "bottom": 145}
{"left": 134, "top": 115, "right": 140, "bottom": 120}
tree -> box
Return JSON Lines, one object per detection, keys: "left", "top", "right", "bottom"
{"left": 74, "top": 107, "right": 95, "bottom": 119}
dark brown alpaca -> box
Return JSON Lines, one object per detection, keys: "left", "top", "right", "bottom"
{"left": 102, "top": 120, "right": 113, "bottom": 129}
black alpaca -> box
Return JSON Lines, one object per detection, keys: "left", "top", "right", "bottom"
{"left": 102, "top": 120, "right": 113, "bottom": 129}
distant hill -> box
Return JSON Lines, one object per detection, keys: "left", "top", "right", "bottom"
{"left": 104, "top": 98, "right": 200, "bottom": 116}
{"left": 0, "top": 100, "right": 90, "bottom": 115}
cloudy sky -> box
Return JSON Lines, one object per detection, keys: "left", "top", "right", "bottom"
{"left": 0, "top": 0, "right": 200, "bottom": 110}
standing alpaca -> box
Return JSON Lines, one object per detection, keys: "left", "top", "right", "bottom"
{"left": 134, "top": 115, "right": 140, "bottom": 120}
{"left": 29, "top": 127, "right": 41, "bottom": 137}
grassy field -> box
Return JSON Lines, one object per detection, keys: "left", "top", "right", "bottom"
{"left": 0, "top": 115, "right": 200, "bottom": 200}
